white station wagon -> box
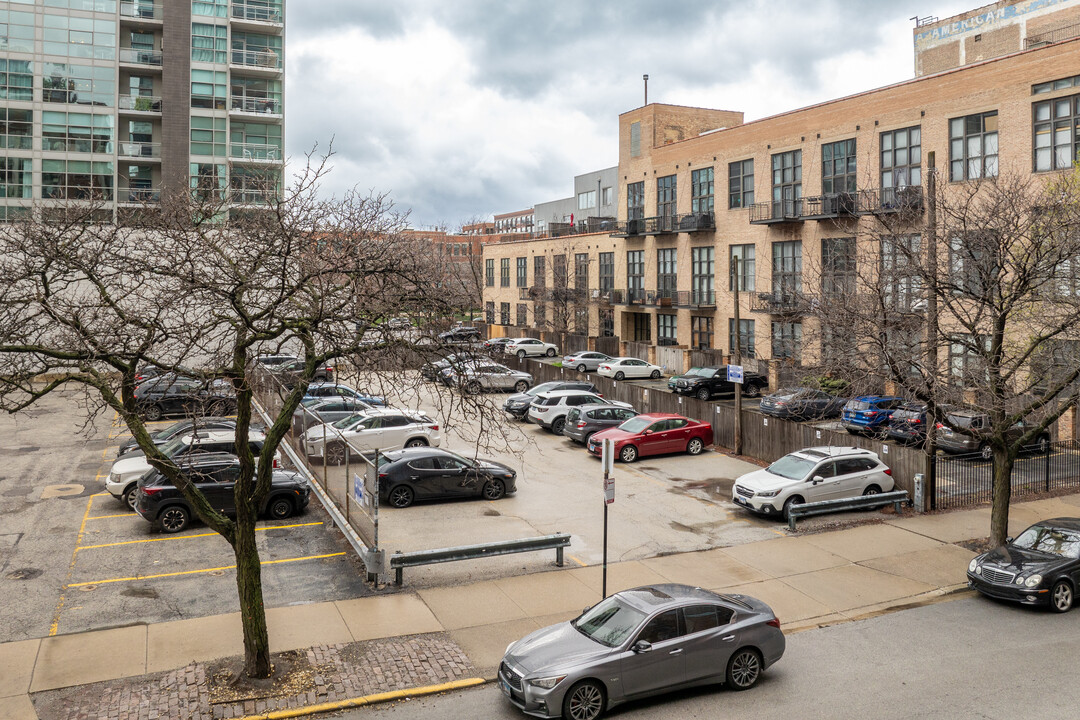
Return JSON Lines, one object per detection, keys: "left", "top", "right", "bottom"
{"left": 505, "top": 337, "right": 559, "bottom": 358}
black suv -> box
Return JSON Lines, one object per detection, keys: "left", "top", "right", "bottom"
{"left": 437, "top": 327, "right": 481, "bottom": 345}
{"left": 134, "top": 375, "right": 237, "bottom": 421}
{"left": 502, "top": 380, "right": 601, "bottom": 419}
{"left": 134, "top": 453, "right": 309, "bottom": 533}
{"left": 116, "top": 417, "right": 238, "bottom": 457}
{"left": 669, "top": 365, "right": 768, "bottom": 400}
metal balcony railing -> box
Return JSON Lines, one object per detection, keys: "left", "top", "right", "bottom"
{"left": 609, "top": 288, "right": 646, "bottom": 305}
{"left": 120, "top": 1, "right": 162, "bottom": 20}
{"left": 749, "top": 199, "right": 804, "bottom": 224}
{"left": 689, "top": 289, "right": 716, "bottom": 307}
{"left": 230, "top": 188, "right": 275, "bottom": 204}
{"left": 645, "top": 215, "right": 679, "bottom": 235}
{"left": 801, "top": 192, "right": 859, "bottom": 219}
{"left": 230, "top": 95, "right": 282, "bottom": 115}
{"left": 231, "top": 49, "right": 282, "bottom": 70}
{"left": 231, "top": 2, "right": 283, "bottom": 23}
{"left": 860, "top": 186, "right": 924, "bottom": 216}
{"left": 749, "top": 291, "right": 815, "bottom": 315}
{"left": 123, "top": 189, "right": 160, "bottom": 202}
{"left": 118, "top": 94, "right": 162, "bottom": 112}
{"left": 119, "top": 141, "right": 160, "bottom": 158}
{"left": 230, "top": 142, "right": 281, "bottom": 161}
{"left": 610, "top": 218, "right": 647, "bottom": 237}
{"left": 119, "top": 48, "right": 163, "bottom": 66}
{"left": 1025, "top": 21, "right": 1080, "bottom": 48}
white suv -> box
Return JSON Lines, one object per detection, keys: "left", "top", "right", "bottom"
{"left": 301, "top": 408, "right": 441, "bottom": 463}
{"left": 527, "top": 390, "right": 632, "bottom": 435}
{"left": 505, "top": 337, "right": 559, "bottom": 358}
{"left": 731, "top": 446, "right": 894, "bottom": 520}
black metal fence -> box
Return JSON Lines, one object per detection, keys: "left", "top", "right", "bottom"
{"left": 934, "top": 440, "right": 1080, "bottom": 510}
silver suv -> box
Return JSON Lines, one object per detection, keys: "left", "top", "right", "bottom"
{"left": 450, "top": 361, "right": 533, "bottom": 394}
{"left": 527, "top": 390, "right": 632, "bottom": 435}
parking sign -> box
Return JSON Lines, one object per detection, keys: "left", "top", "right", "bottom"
{"left": 727, "top": 365, "right": 744, "bottom": 384}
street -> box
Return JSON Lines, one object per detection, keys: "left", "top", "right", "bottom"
{"left": 332, "top": 595, "right": 1067, "bottom": 719}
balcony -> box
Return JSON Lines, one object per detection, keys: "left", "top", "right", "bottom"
{"left": 120, "top": 1, "right": 162, "bottom": 25}
{"left": 688, "top": 290, "right": 716, "bottom": 307}
{"left": 610, "top": 288, "right": 646, "bottom": 305}
{"left": 749, "top": 291, "right": 815, "bottom": 316}
{"left": 679, "top": 212, "right": 715, "bottom": 233}
{"left": 230, "top": 95, "right": 282, "bottom": 117}
{"left": 801, "top": 192, "right": 858, "bottom": 220}
{"left": 230, "top": 49, "right": 283, "bottom": 73}
{"left": 118, "top": 142, "right": 161, "bottom": 159}
{"left": 118, "top": 94, "right": 162, "bottom": 113}
{"left": 119, "top": 48, "right": 163, "bottom": 68}
{"left": 644, "top": 215, "right": 678, "bottom": 235}
{"left": 858, "top": 186, "right": 924, "bottom": 217}
{"left": 120, "top": 188, "right": 160, "bottom": 204}
{"left": 749, "top": 200, "right": 803, "bottom": 225}
{"left": 231, "top": 2, "right": 284, "bottom": 26}
{"left": 609, "top": 218, "right": 647, "bottom": 238}
{"left": 644, "top": 289, "right": 681, "bottom": 307}
{"left": 229, "top": 142, "right": 281, "bottom": 163}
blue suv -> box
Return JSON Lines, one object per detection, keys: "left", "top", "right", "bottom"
{"left": 841, "top": 396, "right": 904, "bottom": 435}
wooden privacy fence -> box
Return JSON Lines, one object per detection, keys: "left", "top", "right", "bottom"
{"left": 656, "top": 345, "right": 686, "bottom": 375}
{"left": 503, "top": 355, "right": 928, "bottom": 509}
{"left": 595, "top": 336, "right": 621, "bottom": 356}
{"left": 625, "top": 341, "right": 651, "bottom": 361}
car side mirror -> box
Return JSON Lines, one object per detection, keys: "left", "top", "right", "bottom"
{"left": 811, "top": 475, "right": 824, "bottom": 485}
{"left": 632, "top": 640, "right": 652, "bottom": 654}
{"left": 1006, "top": 536, "right": 1013, "bottom": 544}
{"left": 643, "top": 430, "right": 653, "bottom": 435}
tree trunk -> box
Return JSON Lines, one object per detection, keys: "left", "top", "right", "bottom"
{"left": 990, "top": 445, "right": 1014, "bottom": 546}
{"left": 233, "top": 505, "right": 272, "bottom": 678}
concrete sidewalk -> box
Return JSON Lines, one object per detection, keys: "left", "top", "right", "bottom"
{"left": 7, "top": 492, "right": 1080, "bottom": 719}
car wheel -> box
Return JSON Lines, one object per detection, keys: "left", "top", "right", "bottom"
{"left": 159, "top": 505, "right": 190, "bottom": 533}
{"left": 577, "top": 363, "right": 587, "bottom": 373}
{"left": 650, "top": 369, "right": 661, "bottom": 379}
{"left": 144, "top": 404, "right": 163, "bottom": 421}
{"left": 325, "top": 442, "right": 346, "bottom": 465}
{"left": 388, "top": 485, "right": 414, "bottom": 509}
{"left": 619, "top": 445, "right": 638, "bottom": 463}
{"left": 551, "top": 417, "right": 566, "bottom": 435}
{"left": 686, "top": 437, "right": 705, "bottom": 455}
{"left": 546, "top": 348, "right": 556, "bottom": 357}
{"left": 517, "top": 350, "right": 526, "bottom": 359}
{"left": 562, "top": 679, "right": 606, "bottom": 720}
{"left": 465, "top": 380, "right": 482, "bottom": 395}
{"left": 583, "top": 431, "right": 596, "bottom": 446}
{"left": 979, "top": 443, "right": 993, "bottom": 461}
{"left": 696, "top": 387, "right": 711, "bottom": 401}
{"left": 726, "top": 648, "right": 763, "bottom": 691}
{"left": 782, "top": 495, "right": 804, "bottom": 520}
{"left": 405, "top": 437, "right": 428, "bottom": 448}
{"left": 863, "top": 484, "right": 882, "bottom": 496}
{"left": 614, "top": 371, "right": 625, "bottom": 381}
{"left": 743, "top": 384, "right": 762, "bottom": 398}
{"left": 1052, "top": 580, "right": 1074, "bottom": 613}
{"left": 514, "top": 380, "right": 529, "bottom": 393}
{"left": 482, "top": 478, "right": 506, "bottom": 501}
{"left": 122, "top": 484, "right": 138, "bottom": 511}
{"left": 268, "top": 496, "right": 294, "bottom": 520}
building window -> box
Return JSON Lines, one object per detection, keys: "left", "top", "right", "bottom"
{"left": 882, "top": 234, "right": 922, "bottom": 311}
{"left": 728, "top": 159, "right": 754, "bottom": 209}
{"left": 42, "top": 14, "right": 117, "bottom": 60}
{"left": 598, "top": 252, "right": 615, "bottom": 293}
{"left": 730, "top": 244, "right": 755, "bottom": 292}
{"left": 599, "top": 308, "right": 614, "bottom": 337}
{"left": 1054, "top": 256, "right": 1080, "bottom": 297}
{"left": 0, "top": 8, "right": 34, "bottom": 54}
{"left": 729, "top": 319, "right": 756, "bottom": 359}
{"left": 0, "top": 109, "right": 32, "bottom": 150}
{"left": 577, "top": 190, "right": 596, "bottom": 210}
{"left": 574, "top": 305, "right": 588, "bottom": 334}
{"left": 949, "top": 111, "right": 998, "bottom": 181}
{"left": 193, "top": 0, "right": 228, "bottom": 17}
{"left": 485, "top": 301, "right": 495, "bottom": 324}
{"left": 771, "top": 150, "right": 802, "bottom": 217}
{"left": 516, "top": 303, "right": 528, "bottom": 327}
{"left": 822, "top": 139, "right": 856, "bottom": 195}
{"left": 189, "top": 162, "right": 225, "bottom": 200}
{"left": 949, "top": 333, "right": 989, "bottom": 387}
{"left": 627, "top": 181, "right": 645, "bottom": 221}
{"left": 691, "top": 167, "right": 714, "bottom": 214}
{"left": 231, "top": 76, "right": 282, "bottom": 113}
{"left": 534, "top": 302, "right": 546, "bottom": 328}
{"left": 627, "top": 250, "right": 644, "bottom": 302}
{"left": 771, "top": 241, "right": 802, "bottom": 297}
{"left": 190, "top": 115, "right": 225, "bottom": 156}
{"left": 230, "top": 120, "right": 282, "bottom": 159}
{"left": 500, "top": 258, "right": 510, "bottom": 287}
{"left": 553, "top": 254, "right": 568, "bottom": 289}
{"left": 657, "top": 248, "right": 677, "bottom": 299}
{"left": 632, "top": 313, "right": 651, "bottom": 342}
{"left": 601, "top": 186, "right": 613, "bottom": 206}
{"left": 192, "top": 23, "right": 228, "bottom": 63}
{"left": 485, "top": 259, "right": 494, "bottom": 287}
{"left": 516, "top": 257, "right": 527, "bottom": 287}
{"left": 657, "top": 174, "right": 677, "bottom": 220}
{"left": 949, "top": 233, "right": 998, "bottom": 297}
{"left": 575, "top": 253, "right": 589, "bottom": 290}
{"left": 1034, "top": 94, "right": 1080, "bottom": 172}
{"left": 191, "top": 69, "right": 227, "bottom": 109}
{"left": 881, "top": 126, "right": 922, "bottom": 204}
{"left": 691, "top": 316, "right": 713, "bottom": 350}
{"left": 42, "top": 159, "right": 113, "bottom": 200}
{"left": 533, "top": 255, "right": 545, "bottom": 287}
{"left": 771, "top": 321, "right": 802, "bottom": 360}
{"left": 691, "top": 247, "right": 714, "bottom": 305}
{"left": 232, "top": 31, "right": 282, "bottom": 69}
{"left": 500, "top": 302, "right": 510, "bottom": 325}
{"left": 42, "top": 110, "right": 114, "bottom": 153}
{"left": 0, "top": 157, "right": 32, "bottom": 199}
{"left": 3, "top": 60, "right": 33, "bottom": 102}
{"left": 821, "top": 237, "right": 856, "bottom": 300}
{"left": 657, "top": 314, "right": 677, "bottom": 346}
{"left": 43, "top": 62, "right": 113, "bottom": 106}
{"left": 630, "top": 121, "right": 641, "bottom": 157}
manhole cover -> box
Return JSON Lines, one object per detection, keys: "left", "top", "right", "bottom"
{"left": 78, "top": 585, "right": 97, "bottom": 592}
{"left": 6, "top": 568, "right": 41, "bottom": 580}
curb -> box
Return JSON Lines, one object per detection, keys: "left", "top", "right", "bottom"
{"left": 234, "top": 678, "right": 487, "bottom": 720}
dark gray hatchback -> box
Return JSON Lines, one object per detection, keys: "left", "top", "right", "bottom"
{"left": 563, "top": 405, "right": 639, "bottom": 445}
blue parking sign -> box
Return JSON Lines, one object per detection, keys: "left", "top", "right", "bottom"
{"left": 727, "top": 365, "right": 744, "bottom": 384}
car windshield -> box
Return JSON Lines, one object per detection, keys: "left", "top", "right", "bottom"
{"left": 440, "top": 451, "right": 474, "bottom": 467}
{"left": 772, "top": 387, "right": 800, "bottom": 398}
{"left": 848, "top": 401, "right": 870, "bottom": 410}
{"left": 683, "top": 367, "right": 715, "bottom": 378}
{"left": 159, "top": 434, "right": 191, "bottom": 457}
{"left": 617, "top": 416, "right": 653, "bottom": 434}
{"left": 892, "top": 407, "right": 924, "bottom": 420}
{"left": 572, "top": 596, "right": 647, "bottom": 648}
{"left": 1012, "top": 525, "right": 1080, "bottom": 558}
{"left": 154, "top": 422, "right": 189, "bottom": 441}
{"left": 527, "top": 382, "right": 559, "bottom": 396}
{"left": 766, "top": 454, "right": 816, "bottom": 480}
{"left": 331, "top": 414, "right": 366, "bottom": 429}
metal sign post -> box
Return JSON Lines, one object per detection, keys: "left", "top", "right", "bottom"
{"left": 601, "top": 438, "right": 615, "bottom": 598}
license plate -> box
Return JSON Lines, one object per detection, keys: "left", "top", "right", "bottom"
{"left": 734, "top": 496, "right": 751, "bottom": 507}
{"left": 501, "top": 680, "right": 512, "bottom": 697}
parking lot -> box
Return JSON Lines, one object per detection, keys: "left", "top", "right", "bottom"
{"left": 0, "top": 390, "right": 370, "bottom": 644}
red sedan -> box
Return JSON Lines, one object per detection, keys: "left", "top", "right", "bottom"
{"left": 587, "top": 412, "right": 713, "bottom": 463}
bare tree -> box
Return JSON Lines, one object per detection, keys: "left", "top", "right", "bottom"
{"left": 805, "top": 166, "right": 1080, "bottom": 543}
{"left": 0, "top": 151, "right": 502, "bottom": 678}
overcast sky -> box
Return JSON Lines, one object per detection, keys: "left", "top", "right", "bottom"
{"left": 285, "top": 1, "right": 974, "bottom": 230}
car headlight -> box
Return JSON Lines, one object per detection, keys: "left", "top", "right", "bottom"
{"left": 756, "top": 489, "right": 781, "bottom": 497}
{"left": 975, "top": 565, "right": 982, "bottom": 574}
{"left": 505, "top": 641, "right": 515, "bottom": 655}
{"left": 968, "top": 559, "right": 978, "bottom": 573}
{"left": 529, "top": 675, "right": 566, "bottom": 690}
{"left": 1025, "top": 574, "right": 1042, "bottom": 588}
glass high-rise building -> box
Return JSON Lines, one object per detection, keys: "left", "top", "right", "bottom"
{"left": 0, "top": 0, "right": 284, "bottom": 221}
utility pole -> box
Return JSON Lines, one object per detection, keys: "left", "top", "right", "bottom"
{"left": 733, "top": 256, "right": 743, "bottom": 455}
{"left": 925, "top": 152, "right": 939, "bottom": 510}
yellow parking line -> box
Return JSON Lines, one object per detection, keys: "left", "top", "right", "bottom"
{"left": 50, "top": 488, "right": 97, "bottom": 635}
{"left": 568, "top": 555, "right": 587, "bottom": 567}
{"left": 67, "top": 551, "right": 346, "bottom": 587}
{"left": 77, "top": 521, "right": 324, "bottom": 551}
{"left": 85, "top": 513, "right": 138, "bottom": 520}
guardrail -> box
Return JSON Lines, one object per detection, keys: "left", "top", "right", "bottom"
{"left": 787, "top": 490, "right": 910, "bottom": 531}
{"left": 390, "top": 533, "right": 571, "bottom": 586}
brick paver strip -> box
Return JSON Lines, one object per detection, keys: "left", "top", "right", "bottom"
{"left": 31, "top": 632, "right": 476, "bottom": 720}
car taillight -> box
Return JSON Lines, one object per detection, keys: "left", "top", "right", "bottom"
{"left": 775, "top": 401, "right": 786, "bottom": 406}
{"left": 909, "top": 418, "right": 922, "bottom": 424}
{"left": 378, "top": 472, "right": 388, "bottom": 480}
{"left": 936, "top": 422, "right": 944, "bottom": 429}
{"left": 766, "top": 617, "right": 781, "bottom": 629}
{"left": 428, "top": 424, "right": 439, "bottom": 431}
{"left": 883, "top": 468, "right": 892, "bottom": 475}
{"left": 141, "top": 486, "right": 166, "bottom": 496}
{"left": 324, "top": 366, "right": 334, "bottom": 372}
{"left": 577, "top": 422, "right": 586, "bottom": 428}
{"left": 865, "top": 411, "right": 877, "bottom": 416}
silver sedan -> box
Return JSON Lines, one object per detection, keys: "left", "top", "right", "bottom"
{"left": 452, "top": 362, "right": 533, "bottom": 394}
{"left": 499, "top": 584, "right": 784, "bottom": 720}
{"left": 562, "top": 351, "right": 613, "bottom": 373}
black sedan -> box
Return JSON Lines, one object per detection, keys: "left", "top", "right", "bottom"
{"left": 968, "top": 518, "right": 1080, "bottom": 612}
{"left": 377, "top": 448, "right": 517, "bottom": 508}
{"left": 758, "top": 387, "right": 847, "bottom": 420}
